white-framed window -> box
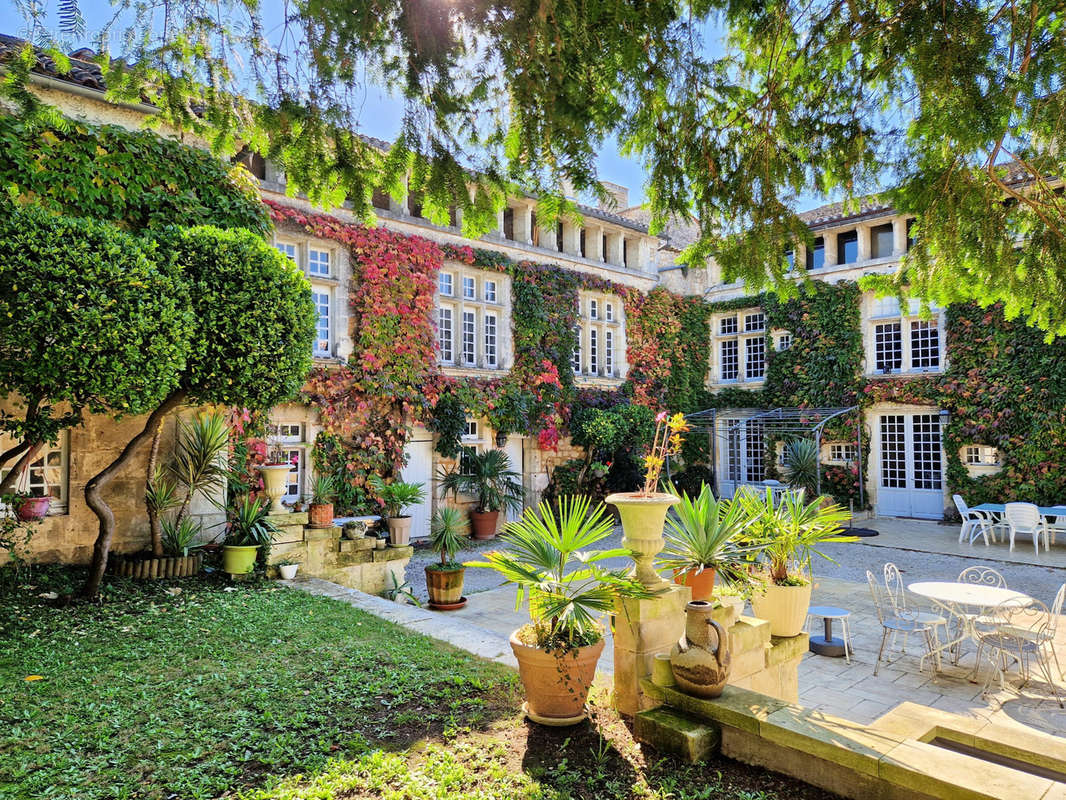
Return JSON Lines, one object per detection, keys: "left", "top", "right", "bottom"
{"left": 484, "top": 312, "right": 498, "bottom": 368}
{"left": 462, "top": 310, "right": 476, "bottom": 366}
{"left": 308, "top": 247, "right": 331, "bottom": 277}
{"left": 874, "top": 322, "right": 903, "bottom": 373}
{"left": 575, "top": 291, "right": 624, "bottom": 379}
{"left": 605, "top": 302, "right": 614, "bottom": 322}
{"left": 438, "top": 307, "right": 454, "bottom": 363}
{"left": 964, "top": 445, "right": 1000, "bottom": 466}
{"left": 312, "top": 287, "right": 332, "bottom": 356}
{"left": 777, "top": 333, "right": 792, "bottom": 351}
{"left": 589, "top": 299, "right": 599, "bottom": 320}
{"left": 275, "top": 241, "right": 297, "bottom": 262}
{"left": 605, "top": 329, "right": 614, "bottom": 375}
{"left": 484, "top": 280, "right": 497, "bottom": 303}
{"left": 439, "top": 272, "right": 454, "bottom": 296}
{"left": 460, "top": 418, "right": 483, "bottom": 475}
{"left": 279, "top": 447, "right": 305, "bottom": 501}
{"left": 0, "top": 432, "right": 69, "bottom": 514}
{"left": 714, "top": 309, "right": 765, "bottom": 384}
{"left": 276, "top": 423, "right": 303, "bottom": 443}
{"left": 462, "top": 419, "right": 480, "bottom": 441}
{"left": 589, "top": 328, "right": 599, "bottom": 374}
{"left": 572, "top": 325, "right": 582, "bottom": 374}
{"left": 868, "top": 296, "right": 943, "bottom": 374}
{"left": 462, "top": 275, "right": 476, "bottom": 300}
{"left": 829, "top": 443, "right": 858, "bottom": 463}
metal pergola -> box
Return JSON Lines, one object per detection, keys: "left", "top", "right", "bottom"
{"left": 682, "top": 406, "right": 864, "bottom": 507}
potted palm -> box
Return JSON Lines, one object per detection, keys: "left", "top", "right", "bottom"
{"left": 606, "top": 411, "right": 689, "bottom": 588}
{"left": 221, "top": 495, "right": 278, "bottom": 576}
{"left": 738, "top": 488, "right": 854, "bottom": 636}
{"left": 368, "top": 474, "right": 427, "bottom": 546}
{"left": 425, "top": 507, "right": 470, "bottom": 609}
{"left": 308, "top": 474, "right": 337, "bottom": 528}
{"left": 468, "top": 495, "right": 649, "bottom": 725}
{"left": 438, "top": 448, "right": 524, "bottom": 539}
{"left": 657, "top": 482, "right": 759, "bottom": 602}
{"left": 781, "top": 439, "right": 820, "bottom": 497}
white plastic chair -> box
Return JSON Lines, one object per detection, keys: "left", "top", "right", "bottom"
{"left": 953, "top": 494, "right": 996, "bottom": 545}
{"left": 1004, "top": 502, "right": 1049, "bottom": 554}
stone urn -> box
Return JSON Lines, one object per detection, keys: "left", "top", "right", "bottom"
{"left": 258, "top": 464, "right": 291, "bottom": 515}
{"left": 605, "top": 492, "right": 679, "bottom": 588}
{"left": 669, "top": 600, "right": 731, "bottom": 698}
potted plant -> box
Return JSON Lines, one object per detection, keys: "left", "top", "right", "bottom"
{"left": 11, "top": 492, "right": 50, "bottom": 522}
{"left": 426, "top": 507, "right": 470, "bottom": 610}
{"left": 438, "top": 447, "right": 524, "bottom": 539}
{"left": 259, "top": 441, "right": 295, "bottom": 515}
{"left": 222, "top": 495, "right": 278, "bottom": 576}
{"left": 368, "top": 474, "right": 427, "bottom": 546}
{"left": 308, "top": 474, "right": 337, "bottom": 528}
{"left": 291, "top": 495, "right": 306, "bottom": 513}
{"left": 738, "top": 487, "right": 854, "bottom": 636}
{"left": 468, "top": 495, "right": 649, "bottom": 725}
{"left": 606, "top": 411, "right": 689, "bottom": 588}
{"left": 657, "top": 482, "right": 759, "bottom": 602}
{"left": 276, "top": 558, "right": 300, "bottom": 580}
{"left": 375, "top": 529, "right": 388, "bottom": 549}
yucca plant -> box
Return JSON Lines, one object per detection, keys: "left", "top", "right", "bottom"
{"left": 781, "top": 438, "right": 820, "bottom": 497}
{"left": 438, "top": 448, "right": 523, "bottom": 514}
{"left": 468, "top": 495, "right": 649, "bottom": 650}
{"left": 428, "top": 506, "right": 469, "bottom": 569}
{"left": 657, "top": 482, "right": 762, "bottom": 588}
{"left": 310, "top": 473, "right": 338, "bottom": 505}
{"left": 368, "top": 474, "right": 427, "bottom": 517}
{"left": 224, "top": 495, "right": 278, "bottom": 547}
{"left": 161, "top": 516, "right": 201, "bottom": 557}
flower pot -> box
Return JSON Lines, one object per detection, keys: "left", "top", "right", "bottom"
{"left": 509, "top": 631, "right": 605, "bottom": 725}
{"left": 278, "top": 563, "right": 299, "bottom": 580}
{"left": 222, "top": 544, "right": 259, "bottom": 576}
{"left": 387, "top": 515, "right": 412, "bottom": 546}
{"left": 14, "top": 496, "right": 50, "bottom": 522}
{"left": 670, "top": 600, "right": 732, "bottom": 698}
{"left": 375, "top": 537, "right": 387, "bottom": 550}
{"left": 605, "top": 492, "right": 679, "bottom": 588}
{"left": 426, "top": 565, "right": 465, "bottom": 608}
{"left": 258, "top": 464, "right": 292, "bottom": 515}
{"left": 673, "top": 566, "right": 717, "bottom": 602}
{"left": 750, "top": 580, "right": 813, "bottom": 637}
{"left": 308, "top": 502, "right": 334, "bottom": 528}
{"left": 470, "top": 510, "right": 500, "bottom": 540}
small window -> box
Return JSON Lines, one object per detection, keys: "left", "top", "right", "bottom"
{"left": 590, "top": 299, "right": 599, "bottom": 320}
{"left": 871, "top": 223, "right": 894, "bottom": 259}
{"left": 309, "top": 248, "right": 330, "bottom": 277}
{"left": 777, "top": 333, "right": 792, "bottom": 351}
{"left": 279, "top": 448, "right": 304, "bottom": 500}
{"left": 829, "top": 443, "right": 858, "bottom": 463}
{"left": 439, "top": 272, "right": 454, "bottom": 297}
{"left": 462, "top": 276, "right": 476, "bottom": 300}
{"left": 580, "top": 229, "right": 587, "bottom": 258}
{"left": 275, "top": 242, "right": 297, "bottom": 262}
{"left": 277, "top": 423, "right": 303, "bottom": 443}
{"left": 556, "top": 222, "right": 564, "bottom": 252}
{"left": 312, "top": 289, "right": 331, "bottom": 356}
{"left": 806, "top": 237, "right": 825, "bottom": 270}
{"left": 719, "top": 316, "right": 738, "bottom": 335}
{"left": 462, "top": 420, "right": 479, "bottom": 441}
{"left": 1, "top": 432, "right": 69, "bottom": 512}
{"left": 784, "top": 249, "right": 795, "bottom": 271}
{"left": 623, "top": 238, "right": 631, "bottom": 268}
{"left": 484, "top": 280, "right": 497, "bottom": 303}
{"left": 601, "top": 233, "right": 608, "bottom": 261}
{"left": 605, "top": 302, "right": 614, "bottom": 322}
{"left": 837, "top": 230, "right": 858, "bottom": 265}
{"left": 744, "top": 312, "right": 765, "bottom": 332}
{"left": 503, "top": 207, "right": 515, "bottom": 240}
{"left": 872, "top": 295, "right": 901, "bottom": 318}
{"left": 438, "top": 307, "right": 454, "bottom": 362}
{"left": 964, "top": 445, "right": 999, "bottom": 466}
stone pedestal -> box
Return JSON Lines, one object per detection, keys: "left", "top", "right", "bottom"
{"left": 613, "top": 583, "right": 691, "bottom": 716}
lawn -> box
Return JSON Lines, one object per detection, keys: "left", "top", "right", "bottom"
{"left": 0, "top": 568, "right": 836, "bottom": 800}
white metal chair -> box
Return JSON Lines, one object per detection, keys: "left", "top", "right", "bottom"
{"left": 977, "top": 598, "right": 1064, "bottom": 708}
{"left": 1004, "top": 502, "right": 1049, "bottom": 554}
{"left": 948, "top": 567, "right": 1008, "bottom": 664}
{"left": 883, "top": 562, "right": 948, "bottom": 652}
{"left": 957, "top": 566, "right": 1007, "bottom": 588}
{"left": 953, "top": 494, "right": 996, "bottom": 545}
{"left": 867, "top": 570, "right": 941, "bottom": 676}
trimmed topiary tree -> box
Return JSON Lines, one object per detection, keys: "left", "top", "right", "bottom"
{"left": 81, "top": 226, "right": 317, "bottom": 598}
{"left": 0, "top": 205, "right": 192, "bottom": 495}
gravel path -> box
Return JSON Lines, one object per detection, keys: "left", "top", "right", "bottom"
{"left": 404, "top": 527, "right": 1066, "bottom": 607}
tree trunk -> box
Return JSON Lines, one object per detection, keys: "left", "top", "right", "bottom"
{"left": 82, "top": 391, "right": 188, "bottom": 600}
{"left": 145, "top": 421, "right": 165, "bottom": 558}
{"left": 0, "top": 442, "right": 43, "bottom": 496}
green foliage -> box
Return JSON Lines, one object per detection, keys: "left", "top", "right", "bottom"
{"left": 367, "top": 475, "right": 426, "bottom": 517}
{"left": 310, "top": 473, "right": 338, "bottom": 505}
{"left": 467, "top": 496, "right": 649, "bottom": 650}
{"left": 438, "top": 448, "right": 524, "bottom": 514}
{"left": 542, "top": 459, "right": 610, "bottom": 510}
{"left": 167, "top": 412, "right": 231, "bottom": 520}
{"left": 427, "top": 391, "right": 468, "bottom": 459}
{"left": 429, "top": 506, "right": 469, "bottom": 568}
{"left": 0, "top": 114, "right": 270, "bottom": 235}
{"left": 157, "top": 225, "right": 317, "bottom": 409}
{"left": 0, "top": 205, "right": 191, "bottom": 446}
{"left": 224, "top": 495, "right": 278, "bottom": 547}
{"left": 569, "top": 402, "right": 656, "bottom": 493}
{"left": 160, "top": 516, "right": 201, "bottom": 556}
{"left": 311, "top": 431, "right": 377, "bottom": 516}
{"left": 781, "top": 439, "right": 820, "bottom": 498}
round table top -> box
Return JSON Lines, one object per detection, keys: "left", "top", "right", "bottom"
{"left": 808, "top": 605, "right": 850, "bottom": 618}
{"left": 907, "top": 581, "right": 1031, "bottom": 608}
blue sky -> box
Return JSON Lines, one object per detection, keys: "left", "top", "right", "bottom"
{"left": 0, "top": 1, "right": 830, "bottom": 212}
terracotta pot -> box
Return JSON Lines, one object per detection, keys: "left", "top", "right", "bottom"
{"left": 308, "top": 502, "right": 334, "bottom": 528}
{"left": 426, "top": 565, "right": 465, "bottom": 607}
{"left": 510, "top": 631, "right": 605, "bottom": 725}
{"left": 14, "top": 495, "right": 50, "bottom": 522}
{"left": 605, "top": 492, "right": 679, "bottom": 588}
{"left": 673, "top": 566, "right": 717, "bottom": 602}
{"left": 750, "top": 580, "right": 813, "bottom": 637}
{"left": 387, "top": 515, "right": 412, "bottom": 546}
{"left": 670, "top": 600, "right": 731, "bottom": 698}
{"left": 470, "top": 510, "right": 500, "bottom": 540}
{"left": 258, "top": 464, "right": 291, "bottom": 515}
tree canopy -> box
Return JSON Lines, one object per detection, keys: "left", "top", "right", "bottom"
{"left": 12, "top": 0, "right": 1066, "bottom": 331}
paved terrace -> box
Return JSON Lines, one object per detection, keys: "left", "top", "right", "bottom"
{"left": 299, "top": 516, "right": 1066, "bottom": 739}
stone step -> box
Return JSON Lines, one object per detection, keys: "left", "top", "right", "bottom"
{"left": 339, "top": 537, "right": 375, "bottom": 553}
{"left": 304, "top": 526, "right": 341, "bottom": 542}
{"left": 266, "top": 511, "right": 308, "bottom": 526}
{"left": 634, "top": 708, "right": 720, "bottom": 763}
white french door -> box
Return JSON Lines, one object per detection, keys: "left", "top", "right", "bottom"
{"left": 719, "top": 420, "right": 765, "bottom": 498}
{"left": 401, "top": 434, "right": 434, "bottom": 540}
{"left": 876, "top": 412, "right": 945, "bottom": 519}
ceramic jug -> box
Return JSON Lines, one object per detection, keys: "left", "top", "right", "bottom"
{"left": 669, "top": 600, "right": 731, "bottom": 698}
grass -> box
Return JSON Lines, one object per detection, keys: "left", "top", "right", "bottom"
{"left": 0, "top": 567, "right": 837, "bottom": 800}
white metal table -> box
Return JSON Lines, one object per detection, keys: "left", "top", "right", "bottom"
{"left": 908, "top": 581, "right": 1032, "bottom": 677}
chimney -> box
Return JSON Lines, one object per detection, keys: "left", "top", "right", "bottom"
{"left": 600, "top": 181, "right": 629, "bottom": 212}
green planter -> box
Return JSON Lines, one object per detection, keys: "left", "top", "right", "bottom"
{"left": 222, "top": 545, "right": 259, "bottom": 575}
